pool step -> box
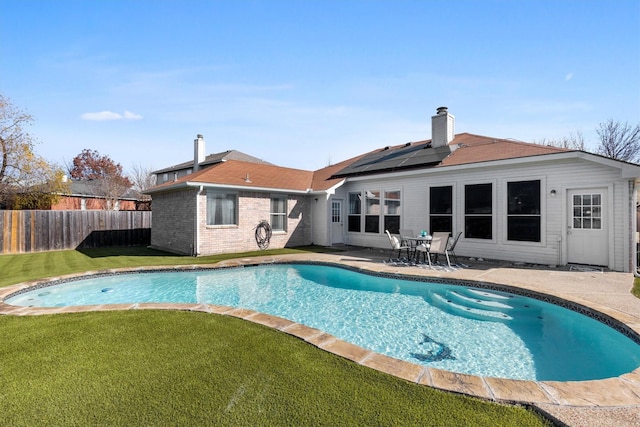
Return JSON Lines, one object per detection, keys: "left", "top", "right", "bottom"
{"left": 448, "top": 290, "right": 514, "bottom": 310}
{"left": 466, "top": 288, "right": 513, "bottom": 300}
{"left": 431, "top": 293, "right": 513, "bottom": 321}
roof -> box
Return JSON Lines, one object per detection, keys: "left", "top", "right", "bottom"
{"left": 147, "top": 160, "right": 314, "bottom": 194}
{"left": 147, "top": 132, "right": 630, "bottom": 196}
{"left": 330, "top": 133, "right": 570, "bottom": 178}
{"left": 152, "top": 149, "right": 271, "bottom": 175}
{"left": 310, "top": 151, "right": 372, "bottom": 191}
{"left": 440, "top": 133, "right": 570, "bottom": 167}
{"left": 66, "top": 180, "right": 143, "bottom": 200}
{"left": 331, "top": 142, "right": 455, "bottom": 177}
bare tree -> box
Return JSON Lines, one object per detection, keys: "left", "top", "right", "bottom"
{"left": 128, "top": 163, "right": 155, "bottom": 210}
{"left": 595, "top": 119, "right": 640, "bottom": 163}
{"left": 129, "top": 163, "right": 156, "bottom": 193}
{"left": 0, "top": 94, "right": 68, "bottom": 208}
{"left": 537, "top": 131, "right": 586, "bottom": 151}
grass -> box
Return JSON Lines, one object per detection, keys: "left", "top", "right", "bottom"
{"left": 0, "top": 247, "right": 550, "bottom": 426}
{"left": 0, "top": 245, "right": 339, "bottom": 288}
{"left": 633, "top": 276, "right": 640, "bottom": 299}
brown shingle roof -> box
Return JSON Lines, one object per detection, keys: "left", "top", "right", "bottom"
{"left": 441, "top": 133, "right": 570, "bottom": 167}
{"left": 310, "top": 151, "right": 372, "bottom": 191}
{"left": 148, "top": 132, "right": 573, "bottom": 194}
{"left": 150, "top": 160, "right": 314, "bottom": 192}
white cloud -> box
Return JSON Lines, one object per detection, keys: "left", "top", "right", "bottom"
{"left": 565, "top": 72, "right": 574, "bottom": 81}
{"left": 123, "top": 110, "right": 143, "bottom": 120}
{"left": 80, "top": 110, "right": 143, "bottom": 121}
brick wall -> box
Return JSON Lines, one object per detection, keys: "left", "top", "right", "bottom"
{"left": 150, "top": 188, "right": 197, "bottom": 255}
{"left": 197, "top": 190, "right": 312, "bottom": 255}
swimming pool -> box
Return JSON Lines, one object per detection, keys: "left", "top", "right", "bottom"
{"left": 6, "top": 263, "right": 640, "bottom": 381}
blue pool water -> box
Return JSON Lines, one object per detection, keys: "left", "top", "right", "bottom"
{"left": 6, "top": 263, "right": 640, "bottom": 381}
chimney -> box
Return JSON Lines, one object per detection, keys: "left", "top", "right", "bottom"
{"left": 431, "top": 106, "right": 455, "bottom": 147}
{"left": 194, "top": 134, "right": 205, "bottom": 172}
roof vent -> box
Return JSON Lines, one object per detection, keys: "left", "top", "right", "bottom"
{"left": 404, "top": 142, "right": 411, "bottom": 147}
{"left": 244, "top": 173, "right": 252, "bottom": 183}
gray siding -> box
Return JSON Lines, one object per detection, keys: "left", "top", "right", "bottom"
{"left": 339, "top": 156, "right": 635, "bottom": 271}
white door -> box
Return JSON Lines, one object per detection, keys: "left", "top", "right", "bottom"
{"left": 567, "top": 189, "right": 608, "bottom": 266}
{"left": 331, "top": 199, "right": 344, "bottom": 245}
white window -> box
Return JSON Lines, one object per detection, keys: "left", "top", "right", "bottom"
{"left": 572, "top": 193, "right": 602, "bottom": 230}
{"left": 383, "top": 190, "right": 401, "bottom": 234}
{"left": 365, "top": 190, "right": 380, "bottom": 233}
{"left": 270, "top": 195, "right": 287, "bottom": 231}
{"left": 206, "top": 192, "right": 238, "bottom": 225}
{"left": 465, "top": 183, "right": 492, "bottom": 239}
{"left": 348, "top": 192, "right": 361, "bottom": 232}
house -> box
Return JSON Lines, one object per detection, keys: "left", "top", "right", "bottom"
{"left": 151, "top": 137, "right": 272, "bottom": 185}
{"left": 145, "top": 107, "right": 640, "bottom": 272}
{"left": 50, "top": 179, "right": 149, "bottom": 211}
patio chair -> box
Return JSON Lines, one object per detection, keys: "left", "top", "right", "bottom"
{"left": 385, "top": 230, "right": 411, "bottom": 260}
{"left": 399, "top": 229, "right": 416, "bottom": 249}
{"left": 414, "top": 242, "right": 431, "bottom": 264}
{"left": 428, "top": 232, "right": 452, "bottom": 268}
{"left": 447, "top": 232, "right": 462, "bottom": 265}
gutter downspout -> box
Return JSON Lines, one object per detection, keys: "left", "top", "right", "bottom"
{"left": 194, "top": 185, "right": 204, "bottom": 256}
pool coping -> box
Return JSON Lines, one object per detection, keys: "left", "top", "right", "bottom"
{"left": 2, "top": 253, "right": 640, "bottom": 412}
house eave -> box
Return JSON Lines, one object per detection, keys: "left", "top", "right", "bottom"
{"left": 146, "top": 181, "right": 311, "bottom": 195}
{"left": 342, "top": 151, "right": 640, "bottom": 182}
{"left": 308, "top": 179, "right": 347, "bottom": 195}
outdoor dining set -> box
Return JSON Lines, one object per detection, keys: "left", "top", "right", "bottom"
{"left": 385, "top": 229, "right": 462, "bottom": 269}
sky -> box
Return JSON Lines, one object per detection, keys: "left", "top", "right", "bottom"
{"left": 1, "top": 0, "right": 639, "bottom": 174}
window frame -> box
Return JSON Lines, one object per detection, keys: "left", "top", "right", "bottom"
{"left": 429, "top": 185, "right": 453, "bottom": 234}
{"left": 206, "top": 191, "right": 238, "bottom": 226}
{"left": 506, "top": 179, "right": 541, "bottom": 242}
{"left": 270, "top": 194, "right": 288, "bottom": 232}
{"left": 572, "top": 193, "right": 602, "bottom": 230}
{"left": 464, "top": 182, "right": 494, "bottom": 240}
{"left": 347, "top": 192, "right": 362, "bottom": 233}
{"left": 383, "top": 189, "right": 401, "bottom": 234}
{"left": 364, "top": 189, "right": 381, "bottom": 233}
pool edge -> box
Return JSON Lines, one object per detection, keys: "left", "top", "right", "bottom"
{"left": 2, "top": 254, "right": 640, "bottom": 410}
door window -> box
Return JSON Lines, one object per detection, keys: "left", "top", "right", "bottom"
{"left": 572, "top": 194, "right": 602, "bottom": 230}
{"left": 331, "top": 201, "right": 341, "bottom": 223}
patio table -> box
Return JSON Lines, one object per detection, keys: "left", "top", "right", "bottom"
{"left": 404, "top": 235, "right": 432, "bottom": 262}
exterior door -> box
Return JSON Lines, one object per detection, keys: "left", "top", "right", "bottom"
{"left": 331, "top": 199, "right": 344, "bottom": 245}
{"left": 567, "top": 189, "right": 608, "bottom": 266}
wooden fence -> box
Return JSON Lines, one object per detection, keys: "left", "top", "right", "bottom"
{"left": 0, "top": 210, "right": 152, "bottom": 254}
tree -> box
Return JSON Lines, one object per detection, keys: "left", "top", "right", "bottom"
{"left": 0, "top": 94, "right": 68, "bottom": 209}
{"left": 538, "top": 131, "right": 586, "bottom": 151}
{"left": 595, "top": 119, "right": 640, "bottom": 163}
{"left": 128, "top": 163, "right": 155, "bottom": 210}
{"left": 69, "top": 149, "right": 133, "bottom": 210}
{"left": 128, "top": 163, "right": 156, "bottom": 193}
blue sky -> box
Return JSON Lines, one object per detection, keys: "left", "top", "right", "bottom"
{"left": 1, "top": 0, "right": 639, "bottom": 173}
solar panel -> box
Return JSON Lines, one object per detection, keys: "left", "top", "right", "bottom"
{"left": 332, "top": 143, "right": 454, "bottom": 177}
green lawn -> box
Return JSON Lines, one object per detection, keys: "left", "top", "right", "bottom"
{"left": 633, "top": 276, "right": 640, "bottom": 299}
{"left": 0, "top": 247, "right": 550, "bottom": 426}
